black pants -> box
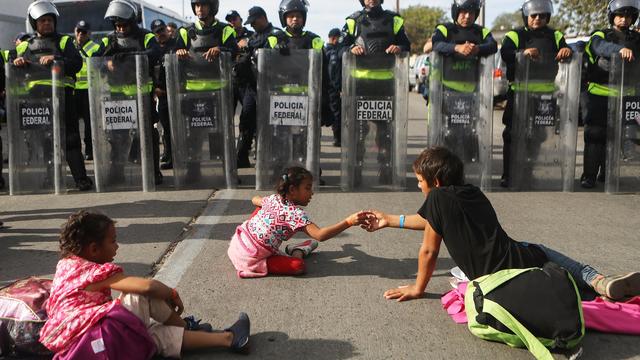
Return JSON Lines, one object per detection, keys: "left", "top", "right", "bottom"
{"left": 236, "top": 84, "right": 257, "bottom": 161}
{"left": 582, "top": 93, "right": 608, "bottom": 181}
{"left": 75, "top": 89, "right": 92, "bottom": 156}
{"left": 156, "top": 95, "right": 171, "bottom": 162}
{"left": 501, "top": 89, "right": 515, "bottom": 180}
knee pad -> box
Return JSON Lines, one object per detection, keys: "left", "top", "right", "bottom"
{"left": 584, "top": 125, "right": 607, "bottom": 145}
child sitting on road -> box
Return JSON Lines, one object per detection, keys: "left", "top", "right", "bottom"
{"left": 228, "top": 166, "right": 366, "bottom": 278}
{"left": 363, "top": 146, "right": 640, "bottom": 302}
{"left": 41, "top": 211, "right": 250, "bottom": 359}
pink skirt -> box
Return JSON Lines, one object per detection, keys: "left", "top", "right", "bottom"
{"left": 227, "top": 223, "right": 277, "bottom": 278}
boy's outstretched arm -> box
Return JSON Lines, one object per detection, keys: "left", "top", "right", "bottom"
{"left": 363, "top": 210, "right": 426, "bottom": 231}
{"left": 303, "top": 211, "right": 368, "bottom": 242}
{"left": 383, "top": 221, "right": 442, "bottom": 302}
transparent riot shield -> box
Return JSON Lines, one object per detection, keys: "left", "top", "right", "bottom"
{"left": 606, "top": 54, "right": 640, "bottom": 193}
{"left": 427, "top": 52, "right": 494, "bottom": 191}
{"left": 510, "top": 52, "right": 581, "bottom": 191}
{"left": 87, "top": 55, "right": 155, "bottom": 192}
{"left": 5, "top": 61, "right": 66, "bottom": 195}
{"left": 341, "top": 53, "right": 409, "bottom": 191}
{"left": 164, "top": 53, "right": 237, "bottom": 190}
{"left": 255, "top": 49, "right": 321, "bottom": 190}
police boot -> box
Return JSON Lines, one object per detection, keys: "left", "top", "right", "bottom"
{"left": 581, "top": 143, "right": 604, "bottom": 189}
{"left": 236, "top": 134, "right": 252, "bottom": 168}
{"left": 333, "top": 129, "right": 341, "bottom": 147}
{"left": 67, "top": 149, "right": 93, "bottom": 191}
{"left": 185, "top": 162, "right": 201, "bottom": 183}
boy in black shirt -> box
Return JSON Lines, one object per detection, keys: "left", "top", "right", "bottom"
{"left": 363, "top": 146, "right": 640, "bottom": 301}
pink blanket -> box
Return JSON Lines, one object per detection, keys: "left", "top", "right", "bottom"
{"left": 227, "top": 223, "right": 277, "bottom": 278}
{"left": 441, "top": 282, "right": 640, "bottom": 335}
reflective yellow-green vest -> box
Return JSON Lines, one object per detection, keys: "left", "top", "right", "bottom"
{"left": 15, "top": 35, "right": 76, "bottom": 89}
{"left": 75, "top": 40, "right": 101, "bottom": 90}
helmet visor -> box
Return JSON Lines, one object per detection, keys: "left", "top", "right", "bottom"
{"left": 522, "top": 0, "right": 554, "bottom": 16}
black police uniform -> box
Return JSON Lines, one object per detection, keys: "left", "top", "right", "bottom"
{"left": 153, "top": 35, "right": 177, "bottom": 168}
{"left": 582, "top": 28, "right": 640, "bottom": 185}
{"left": 15, "top": 33, "right": 92, "bottom": 190}
{"left": 0, "top": 49, "right": 7, "bottom": 190}
{"left": 100, "top": 26, "right": 163, "bottom": 184}
{"left": 340, "top": 6, "right": 411, "bottom": 184}
{"left": 74, "top": 38, "right": 102, "bottom": 161}
{"left": 500, "top": 25, "right": 568, "bottom": 185}
{"left": 324, "top": 40, "right": 342, "bottom": 145}
{"left": 235, "top": 23, "right": 285, "bottom": 167}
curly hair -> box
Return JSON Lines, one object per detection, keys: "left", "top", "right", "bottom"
{"left": 275, "top": 166, "right": 313, "bottom": 198}
{"left": 59, "top": 210, "right": 115, "bottom": 258}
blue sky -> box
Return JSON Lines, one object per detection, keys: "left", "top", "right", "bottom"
{"left": 154, "top": 0, "right": 521, "bottom": 37}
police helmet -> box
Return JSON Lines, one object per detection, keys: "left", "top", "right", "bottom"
{"left": 521, "top": 0, "right": 553, "bottom": 24}
{"left": 27, "top": 0, "right": 59, "bottom": 31}
{"left": 191, "top": 0, "right": 219, "bottom": 18}
{"left": 607, "top": 0, "right": 640, "bottom": 25}
{"left": 359, "top": 0, "right": 384, "bottom": 7}
{"left": 451, "top": 0, "right": 484, "bottom": 23}
{"left": 279, "top": 0, "right": 309, "bottom": 28}
{"left": 104, "top": 0, "right": 139, "bottom": 24}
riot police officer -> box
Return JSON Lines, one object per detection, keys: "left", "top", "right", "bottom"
{"left": 581, "top": 0, "right": 640, "bottom": 189}
{"left": 235, "top": 7, "right": 285, "bottom": 168}
{"left": 500, "top": 0, "right": 572, "bottom": 187}
{"left": 74, "top": 20, "right": 101, "bottom": 161}
{"left": 13, "top": 0, "right": 93, "bottom": 191}
{"left": 150, "top": 19, "right": 177, "bottom": 170}
{"left": 432, "top": 0, "right": 498, "bottom": 163}
{"left": 0, "top": 48, "right": 7, "bottom": 190}
{"left": 340, "top": 0, "right": 411, "bottom": 184}
{"left": 99, "top": 0, "right": 163, "bottom": 185}
{"left": 325, "top": 28, "right": 342, "bottom": 147}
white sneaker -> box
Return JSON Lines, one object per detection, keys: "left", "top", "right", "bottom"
{"left": 285, "top": 240, "right": 319, "bottom": 257}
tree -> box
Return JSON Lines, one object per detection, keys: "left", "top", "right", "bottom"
{"left": 400, "top": 5, "right": 447, "bottom": 54}
{"left": 491, "top": 10, "right": 522, "bottom": 32}
{"left": 552, "top": 0, "right": 608, "bottom": 36}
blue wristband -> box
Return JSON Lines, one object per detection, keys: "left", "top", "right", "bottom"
{"left": 399, "top": 215, "right": 405, "bottom": 229}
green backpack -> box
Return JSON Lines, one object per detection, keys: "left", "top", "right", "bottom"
{"left": 464, "top": 262, "right": 585, "bottom": 360}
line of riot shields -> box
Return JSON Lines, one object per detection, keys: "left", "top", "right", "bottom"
{"left": 4, "top": 49, "right": 640, "bottom": 195}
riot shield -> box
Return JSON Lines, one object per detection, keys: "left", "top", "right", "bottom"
{"left": 341, "top": 53, "right": 409, "bottom": 191}
{"left": 606, "top": 54, "right": 640, "bottom": 193}
{"left": 164, "top": 53, "right": 236, "bottom": 189}
{"left": 87, "top": 55, "right": 155, "bottom": 192}
{"left": 427, "top": 52, "right": 494, "bottom": 191}
{"left": 5, "top": 61, "right": 66, "bottom": 195}
{"left": 255, "top": 49, "right": 321, "bottom": 190}
{"left": 509, "top": 52, "right": 581, "bottom": 191}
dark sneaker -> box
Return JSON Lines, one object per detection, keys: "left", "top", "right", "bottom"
{"left": 160, "top": 162, "right": 173, "bottom": 170}
{"left": 225, "top": 312, "right": 250, "bottom": 353}
{"left": 183, "top": 315, "right": 213, "bottom": 332}
{"left": 594, "top": 272, "right": 640, "bottom": 300}
{"left": 597, "top": 172, "right": 605, "bottom": 183}
{"left": 160, "top": 154, "right": 170, "bottom": 163}
{"left": 84, "top": 153, "right": 93, "bottom": 161}
{"left": 76, "top": 177, "right": 94, "bottom": 191}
